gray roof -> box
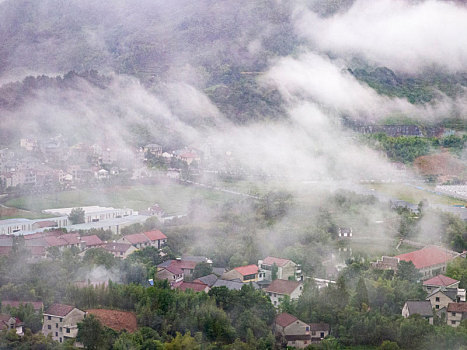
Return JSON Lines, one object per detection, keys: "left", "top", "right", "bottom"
{"left": 405, "top": 301, "right": 433, "bottom": 317}
{"left": 196, "top": 274, "right": 218, "bottom": 287}
{"left": 182, "top": 256, "right": 208, "bottom": 263}
{"left": 212, "top": 279, "right": 259, "bottom": 290}
{"left": 212, "top": 267, "right": 227, "bottom": 276}
{"left": 426, "top": 288, "right": 458, "bottom": 301}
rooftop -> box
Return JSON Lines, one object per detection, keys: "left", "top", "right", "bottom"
{"left": 173, "top": 281, "right": 208, "bottom": 292}
{"left": 423, "top": 274, "right": 459, "bottom": 287}
{"left": 275, "top": 312, "right": 298, "bottom": 327}
{"left": 262, "top": 256, "right": 292, "bottom": 267}
{"left": 143, "top": 230, "right": 167, "bottom": 241}
{"left": 44, "top": 303, "right": 76, "bottom": 317}
{"left": 123, "top": 233, "right": 150, "bottom": 245}
{"left": 233, "top": 264, "right": 259, "bottom": 276}
{"left": 395, "top": 246, "right": 458, "bottom": 269}
{"left": 447, "top": 303, "right": 467, "bottom": 312}
{"left": 405, "top": 300, "right": 433, "bottom": 317}
{"left": 265, "top": 279, "right": 302, "bottom": 295}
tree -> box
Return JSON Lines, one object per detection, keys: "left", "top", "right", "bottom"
{"left": 397, "top": 261, "right": 421, "bottom": 283}
{"left": 271, "top": 263, "right": 278, "bottom": 280}
{"left": 77, "top": 314, "right": 106, "bottom": 350}
{"left": 69, "top": 207, "right": 85, "bottom": 225}
{"left": 379, "top": 340, "right": 400, "bottom": 350}
{"left": 192, "top": 262, "right": 213, "bottom": 279}
{"left": 353, "top": 277, "right": 369, "bottom": 311}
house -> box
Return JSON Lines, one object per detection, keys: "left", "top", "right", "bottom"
{"left": 265, "top": 280, "right": 303, "bottom": 307}
{"left": 102, "top": 243, "right": 137, "bottom": 259}
{"left": 222, "top": 265, "right": 259, "bottom": 283}
{"left": 423, "top": 274, "right": 460, "bottom": 292}
{"left": 86, "top": 309, "right": 137, "bottom": 333}
{"left": 402, "top": 301, "right": 433, "bottom": 324}
{"left": 173, "top": 281, "right": 210, "bottom": 293}
{"left": 142, "top": 230, "right": 167, "bottom": 249}
{"left": 394, "top": 246, "right": 458, "bottom": 280}
{"left": 309, "top": 323, "right": 330, "bottom": 343}
{"left": 371, "top": 256, "right": 400, "bottom": 271}
{"left": 143, "top": 144, "right": 163, "bottom": 156}
{"left": 258, "top": 257, "right": 302, "bottom": 281}
{"left": 157, "top": 259, "right": 197, "bottom": 278}
{"left": 274, "top": 313, "right": 312, "bottom": 349}
{"left": 0, "top": 314, "right": 23, "bottom": 335}
{"left": 426, "top": 287, "right": 463, "bottom": 315}
{"left": 1, "top": 301, "right": 44, "bottom": 313}
{"left": 194, "top": 274, "right": 218, "bottom": 288}
{"left": 42, "top": 304, "right": 86, "bottom": 344}
{"left": 211, "top": 279, "right": 259, "bottom": 291}
{"left": 80, "top": 235, "right": 104, "bottom": 249}
{"left": 156, "top": 264, "right": 184, "bottom": 285}
{"left": 447, "top": 303, "right": 467, "bottom": 327}
{"left": 338, "top": 227, "right": 352, "bottom": 238}
{"left": 118, "top": 233, "right": 150, "bottom": 249}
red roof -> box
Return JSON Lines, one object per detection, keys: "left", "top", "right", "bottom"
{"left": 234, "top": 264, "right": 259, "bottom": 276}
{"left": 60, "top": 233, "right": 80, "bottom": 245}
{"left": 1, "top": 300, "right": 43, "bottom": 311}
{"left": 86, "top": 309, "right": 137, "bottom": 333}
{"left": 263, "top": 256, "right": 292, "bottom": 267}
{"left": 44, "top": 236, "right": 67, "bottom": 247}
{"left": 265, "top": 279, "right": 302, "bottom": 295}
{"left": 447, "top": 303, "right": 467, "bottom": 312}
{"left": 275, "top": 313, "right": 298, "bottom": 327}
{"left": 103, "top": 243, "right": 132, "bottom": 253}
{"left": 394, "top": 246, "right": 457, "bottom": 269}
{"left": 144, "top": 230, "right": 167, "bottom": 241}
{"left": 173, "top": 281, "right": 208, "bottom": 292}
{"left": 81, "top": 235, "right": 104, "bottom": 247}
{"left": 29, "top": 246, "right": 46, "bottom": 256}
{"left": 163, "top": 265, "right": 183, "bottom": 275}
{"left": 0, "top": 314, "right": 22, "bottom": 328}
{"left": 44, "top": 304, "right": 76, "bottom": 316}
{"left": 423, "top": 274, "right": 459, "bottom": 287}
{"left": 124, "top": 233, "right": 150, "bottom": 245}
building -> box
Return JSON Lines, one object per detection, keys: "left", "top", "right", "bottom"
{"left": 394, "top": 246, "right": 458, "bottom": 280}
{"left": 338, "top": 227, "right": 353, "bottom": 238}
{"left": 157, "top": 260, "right": 197, "bottom": 278}
{"left": 43, "top": 206, "right": 135, "bottom": 224}
{"left": 173, "top": 281, "right": 210, "bottom": 293}
{"left": 143, "top": 144, "right": 163, "bottom": 156}
{"left": 426, "top": 288, "right": 463, "bottom": 315}
{"left": 447, "top": 303, "right": 467, "bottom": 327}
{"left": 141, "top": 230, "right": 167, "bottom": 249}
{"left": 80, "top": 235, "right": 104, "bottom": 249}
{"left": 275, "top": 313, "right": 310, "bottom": 349}
{"left": 42, "top": 304, "right": 85, "bottom": 344}
{"left": 401, "top": 301, "right": 433, "bottom": 324}
{"left": 211, "top": 279, "right": 259, "bottom": 291}
{"left": 118, "top": 233, "right": 151, "bottom": 249}
{"left": 194, "top": 274, "right": 219, "bottom": 288}
{"left": 309, "top": 323, "right": 330, "bottom": 343}
{"left": 265, "top": 279, "right": 303, "bottom": 307}
{"left": 0, "top": 314, "right": 23, "bottom": 335}
{"left": 221, "top": 265, "right": 259, "bottom": 283}
{"left": 102, "top": 243, "right": 137, "bottom": 259}
{"left": 423, "top": 274, "right": 460, "bottom": 292}
{"left": 156, "top": 265, "right": 184, "bottom": 285}
{"left": 258, "top": 256, "right": 302, "bottom": 281}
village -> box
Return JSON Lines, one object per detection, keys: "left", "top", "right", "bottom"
{"left": 0, "top": 199, "right": 466, "bottom": 348}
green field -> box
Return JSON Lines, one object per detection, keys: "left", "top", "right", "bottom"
{"left": 365, "top": 183, "right": 467, "bottom": 206}
{"left": 4, "top": 182, "right": 234, "bottom": 218}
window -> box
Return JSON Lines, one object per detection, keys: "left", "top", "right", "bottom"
{"left": 60, "top": 327, "right": 62, "bottom": 332}
{"left": 312, "top": 331, "right": 316, "bottom": 336}
{"left": 306, "top": 326, "right": 309, "bottom": 331}
{"left": 436, "top": 305, "right": 439, "bottom": 309}
{"left": 321, "top": 332, "right": 325, "bottom": 338}
{"left": 452, "top": 312, "right": 456, "bottom": 316}
{"left": 55, "top": 332, "right": 58, "bottom": 337}
{"left": 59, "top": 338, "right": 62, "bottom": 343}
{"left": 66, "top": 328, "right": 70, "bottom": 334}
{"left": 452, "top": 320, "right": 456, "bottom": 325}
{"left": 48, "top": 325, "right": 51, "bottom": 330}
{"left": 59, "top": 318, "right": 63, "bottom": 322}
{"left": 48, "top": 316, "right": 51, "bottom": 320}
{"left": 56, "top": 323, "right": 58, "bottom": 328}
{"left": 435, "top": 297, "right": 440, "bottom": 302}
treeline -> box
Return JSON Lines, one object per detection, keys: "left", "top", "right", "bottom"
{"left": 364, "top": 133, "right": 467, "bottom": 163}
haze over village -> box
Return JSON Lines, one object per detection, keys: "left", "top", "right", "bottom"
{"left": 0, "top": 0, "right": 467, "bottom": 349}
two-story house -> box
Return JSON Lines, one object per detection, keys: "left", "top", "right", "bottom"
{"left": 0, "top": 314, "right": 23, "bottom": 336}
{"left": 426, "top": 288, "right": 463, "bottom": 315}
{"left": 447, "top": 303, "right": 467, "bottom": 327}
{"left": 142, "top": 230, "right": 167, "bottom": 249}
{"left": 423, "top": 274, "right": 460, "bottom": 293}
{"left": 274, "top": 313, "right": 329, "bottom": 348}
{"left": 265, "top": 279, "right": 303, "bottom": 307}
{"left": 156, "top": 264, "right": 184, "bottom": 285}
{"left": 258, "top": 256, "right": 302, "bottom": 281}
{"left": 102, "top": 243, "right": 137, "bottom": 259}
{"left": 42, "top": 304, "right": 85, "bottom": 344}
